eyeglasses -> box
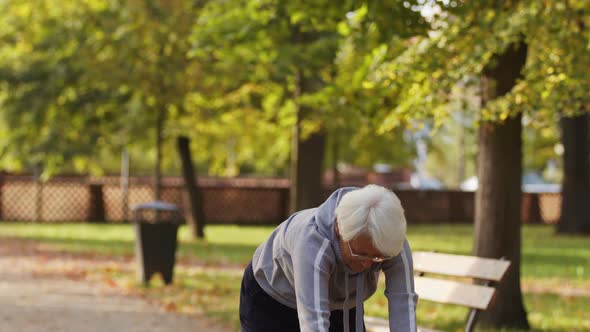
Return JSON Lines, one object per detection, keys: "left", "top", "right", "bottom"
{"left": 346, "top": 241, "right": 392, "bottom": 263}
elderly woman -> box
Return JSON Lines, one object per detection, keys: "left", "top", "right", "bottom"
{"left": 239, "top": 185, "right": 418, "bottom": 332}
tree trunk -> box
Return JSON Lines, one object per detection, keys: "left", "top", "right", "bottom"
{"left": 177, "top": 135, "right": 206, "bottom": 239}
{"left": 474, "top": 42, "right": 529, "bottom": 329}
{"left": 332, "top": 134, "right": 340, "bottom": 188}
{"left": 289, "top": 63, "right": 326, "bottom": 213}
{"left": 289, "top": 111, "right": 326, "bottom": 213}
{"left": 155, "top": 106, "right": 164, "bottom": 202}
{"left": 88, "top": 184, "right": 105, "bottom": 223}
{"left": 558, "top": 114, "right": 590, "bottom": 234}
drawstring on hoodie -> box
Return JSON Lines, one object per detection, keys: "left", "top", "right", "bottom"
{"left": 355, "top": 276, "right": 365, "bottom": 332}
{"left": 343, "top": 275, "right": 349, "bottom": 332}
{"left": 342, "top": 273, "right": 366, "bottom": 332}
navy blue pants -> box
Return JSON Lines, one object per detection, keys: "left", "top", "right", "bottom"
{"left": 239, "top": 262, "right": 365, "bottom": 332}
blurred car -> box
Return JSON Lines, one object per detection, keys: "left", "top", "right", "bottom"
{"left": 459, "top": 173, "right": 560, "bottom": 193}
{"left": 410, "top": 173, "right": 444, "bottom": 190}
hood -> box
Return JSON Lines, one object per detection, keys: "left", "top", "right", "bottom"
{"left": 314, "top": 187, "right": 359, "bottom": 240}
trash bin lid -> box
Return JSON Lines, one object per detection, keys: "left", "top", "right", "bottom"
{"left": 132, "top": 201, "right": 179, "bottom": 212}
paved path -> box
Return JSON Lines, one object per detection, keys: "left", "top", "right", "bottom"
{"left": 0, "top": 240, "right": 232, "bottom": 332}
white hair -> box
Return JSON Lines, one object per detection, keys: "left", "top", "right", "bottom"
{"left": 335, "top": 184, "right": 407, "bottom": 257}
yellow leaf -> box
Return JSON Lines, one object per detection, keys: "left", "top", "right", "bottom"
{"left": 362, "top": 81, "right": 375, "bottom": 89}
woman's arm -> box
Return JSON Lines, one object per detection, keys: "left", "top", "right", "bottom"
{"left": 382, "top": 239, "right": 418, "bottom": 332}
{"left": 292, "top": 234, "right": 335, "bottom": 332}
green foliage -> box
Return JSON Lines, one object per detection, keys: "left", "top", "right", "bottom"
{"left": 190, "top": 0, "right": 349, "bottom": 175}
{"left": 425, "top": 112, "right": 478, "bottom": 186}
{"left": 0, "top": 0, "right": 125, "bottom": 177}
{"left": 0, "top": 0, "right": 254, "bottom": 177}
{"left": 364, "top": 1, "right": 589, "bottom": 130}
{"left": 191, "top": 0, "right": 429, "bottom": 173}
{"left": 523, "top": 121, "right": 561, "bottom": 177}
{"left": 1, "top": 0, "right": 586, "bottom": 179}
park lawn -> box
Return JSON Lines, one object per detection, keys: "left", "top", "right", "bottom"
{"left": 0, "top": 222, "right": 588, "bottom": 331}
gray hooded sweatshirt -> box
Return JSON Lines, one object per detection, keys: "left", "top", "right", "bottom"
{"left": 252, "top": 187, "right": 418, "bottom": 332}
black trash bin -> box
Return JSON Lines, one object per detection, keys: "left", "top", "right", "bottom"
{"left": 132, "top": 201, "right": 182, "bottom": 285}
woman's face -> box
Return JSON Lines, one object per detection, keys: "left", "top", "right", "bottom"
{"left": 336, "top": 224, "right": 384, "bottom": 273}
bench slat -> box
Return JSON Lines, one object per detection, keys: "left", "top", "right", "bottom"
{"left": 415, "top": 276, "right": 495, "bottom": 310}
{"left": 413, "top": 251, "right": 510, "bottom": 281}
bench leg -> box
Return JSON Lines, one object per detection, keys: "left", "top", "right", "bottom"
{"left": 465, "top": 308, "right": 479, "bottom": 332}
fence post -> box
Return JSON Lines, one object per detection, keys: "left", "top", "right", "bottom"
{"left": 121, "top": 148, "right": 130, "bottom": 222}
{"left": 34, "top": 169, "right": 43, "bottom": 222}
{"left": 522, "top": 192, "right": 542, "bottom": 224}
{"left": 88, "top": 183, "right": 105, "bottom": 222}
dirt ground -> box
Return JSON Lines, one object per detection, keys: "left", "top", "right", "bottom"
{"left": 0, "top": 238, "right": 233, "bottom": 332}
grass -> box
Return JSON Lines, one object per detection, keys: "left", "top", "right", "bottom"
{"left": 0, "top": 223, "right": 264, "bottom": 264}
{"left": 0, "top": 222, "right": 588, "bottom": 331}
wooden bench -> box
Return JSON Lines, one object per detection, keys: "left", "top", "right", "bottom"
{"left": 366, "top": 251, "right": 511, "bottom": 332}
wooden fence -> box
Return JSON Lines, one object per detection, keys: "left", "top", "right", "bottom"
{"left": 0, "top": 174, "right": 561, "bottom": 225}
